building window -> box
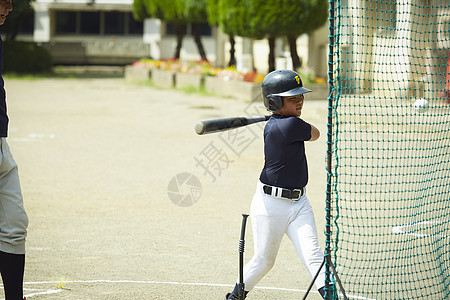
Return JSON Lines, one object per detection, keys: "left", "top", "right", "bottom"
{"left": 165, "top": 22, "right": 212, "bottom": 37}
{"left": 128, "top": 13, "right": 143, "bottom": 34}
{"left": 54, "top": 10, "right": 143, "bottom": 36}
{"left": 195, "top": 23, "right": 212, "bottom": 36}
{"left": 80, "top": 11, "right": 100, "bottom": 34}
{"left": 55, "top": 11, "right": 77, "bottom": 34}
{"left": 105, "top": 12, "right": 125, "bottom": 35}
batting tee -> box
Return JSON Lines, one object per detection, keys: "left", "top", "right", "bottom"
{"left": 324, "top": 1, "right": 450, "bottom": 299}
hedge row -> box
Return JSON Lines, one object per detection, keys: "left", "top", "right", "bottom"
{"left": 3, "top": 41, "right": 52, "bottom": 74}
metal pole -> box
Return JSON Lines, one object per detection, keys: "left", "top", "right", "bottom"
{"left": 326, "top": 0, "right": 335, "bottom": 298}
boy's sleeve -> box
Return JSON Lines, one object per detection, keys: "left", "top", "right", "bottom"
{"left": 282, "top": 117, "right": 312, "bottom": 142}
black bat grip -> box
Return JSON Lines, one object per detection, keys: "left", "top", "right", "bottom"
{"left": 239, "top": 240, "right": 245, "bottom": 253}
{"left": 239, "top": 214, "right": 249, "bottom": 253}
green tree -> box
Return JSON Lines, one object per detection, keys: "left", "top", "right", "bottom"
{"left": 217, "top": 0, "right": 264, "bottom": 40}
{"left": 133, "top": 0, "right": 209, "bottom": 61}
{"left": 246, "top": 1, "right": 278, "bottom": 72}
{"left": 284, "top": 0, "right": 327, "bottom": 71}
{"left": 215, "top": 0, "right": 275, "bottom": 71}
{"left": 132, "top": 0, "right": 149, "bottom": 22}
{"left": 182, "top": 0, "right": 208, "bottom": 61}
{"left": 205, "top": 0, "right": 236, "bottom": 66}
{"left": 250, "top": 0, "right": 328, "bottom": 71}
{"left": 215, "top": 0, "right": 265, "bottom": 69}
{"left": 215, "top": 0, "right": 327, "bottom": 72}
{"left": 133, "top": 0, "right": 186, "bottom": 59}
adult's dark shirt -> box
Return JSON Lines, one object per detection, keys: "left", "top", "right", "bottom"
{"left": 0, "top": 37, "right": 9, "bottom": 137}
{"left": 259, "top": 114, "right": 311, "bottom": 190}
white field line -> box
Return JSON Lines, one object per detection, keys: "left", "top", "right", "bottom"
{"left": 4, "top": 279, "right": 375, "bottom": 300}
{"left": 393, "top": 220, "right": 450, "bottom": 239}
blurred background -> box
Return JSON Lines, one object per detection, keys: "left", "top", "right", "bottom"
{"left": 0, "top": 0, "right": 329, "bottom": 79}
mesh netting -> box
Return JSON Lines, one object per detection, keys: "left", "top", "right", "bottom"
{"left": 325, "top": 1, "right": 450, "bottom": 299}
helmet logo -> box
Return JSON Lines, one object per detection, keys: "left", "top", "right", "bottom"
{"left": 295, "top": 75, "right": 300, "bottom": 85}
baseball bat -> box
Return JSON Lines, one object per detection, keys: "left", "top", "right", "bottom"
{"left": 238, "top": 214, "right": 249, "bottom": 300}
{"left": 195, "top": 115, "right": 270, "bottom": 135}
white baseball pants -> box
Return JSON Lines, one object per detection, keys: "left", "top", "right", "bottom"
{"left": 0, "top": 138, "right": 28, "bottom": 255}
{"left": 242, "top": 181, "right": 325, "bottom": 291}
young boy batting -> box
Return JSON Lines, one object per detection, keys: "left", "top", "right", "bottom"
{"left": 226, "top": 70, "right": 332, "bottom": 299}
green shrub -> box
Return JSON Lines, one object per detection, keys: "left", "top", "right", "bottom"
{"left": 3, "top": 41, "right": 52, "bottom": 74}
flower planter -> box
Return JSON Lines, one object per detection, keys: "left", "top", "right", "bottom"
{"left": 175, "top": 73, "right": 204, "bottom": 90}
{"left": 204, "top": 76, "right": 261, "bottom": 101}
{"left": 151, "top": 69, "right": 176, "bottom": 89}
{"left": 124, "top": 65, "right": 151, "bottom": 82}
{"left": 124, "top": 63, "right": 265, "bottom": 101}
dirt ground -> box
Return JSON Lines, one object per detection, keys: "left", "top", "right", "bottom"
{"left": 0, "top": 77, "right": 331, "bottom": 299}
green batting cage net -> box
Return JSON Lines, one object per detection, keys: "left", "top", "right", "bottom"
{"left": 325, "top": 0, "right": 450, "bottom": 299}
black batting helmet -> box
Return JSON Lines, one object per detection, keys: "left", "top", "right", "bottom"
{"left": 261, "top": 70, "right": 312, "bottom": 112}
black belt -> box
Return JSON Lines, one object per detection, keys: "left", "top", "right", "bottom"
{"left": 262, "top": 185, "right": 305, "bottom": 200}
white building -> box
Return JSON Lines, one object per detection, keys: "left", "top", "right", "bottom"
{"left": 336, "top": 0, "right": 449, "bottom": 100}
{"left": 32, "top": 0, "right": 150, "bottom": 64}
{"left": 19, "top": 0, "right": 327, "bottom": 75}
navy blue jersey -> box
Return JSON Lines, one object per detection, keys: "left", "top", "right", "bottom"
{"left": 0, "top": 37, "right": 9, "bottom": 137}
{"left": 259, "top": 114, "right": 311, "bottom": 190}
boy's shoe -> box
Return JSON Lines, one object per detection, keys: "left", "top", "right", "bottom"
{"left": 225, "top": 293, "right": 239, "bottom": 300}
{"left": 225, "top": 292, "right": 247, "bottom": 299}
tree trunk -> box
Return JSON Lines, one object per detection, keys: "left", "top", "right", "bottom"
{"left": 173, "top": 24, "right": 187, "bottom": 59}
{"left": 228, "top": 35, "right": 236, "bottom": 67}
{"left": 287, "top": 35, "right": 302, "bottom": 71}
{"left": 191, "top": 23, "right": 208, "bottom": 61}
{"left": 268, "top": 36, "right": 275, "bottom": 73}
